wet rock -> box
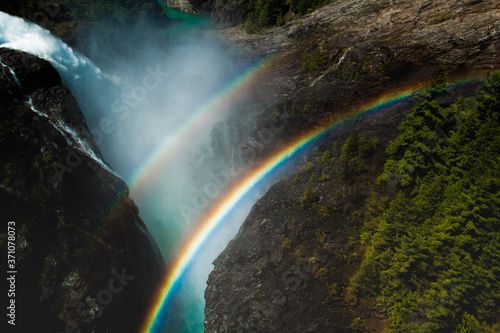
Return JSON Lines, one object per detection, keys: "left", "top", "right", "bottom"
{"left": 204, "top": 1, "right": 499, "bottom": 332}
{"left": 0, "top": 49, "right": 165, "bottom": 333}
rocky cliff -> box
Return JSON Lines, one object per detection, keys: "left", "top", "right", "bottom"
{"left": 204, "top": 1, "right": 500, "bottom": 332}
{"left": 0, "top": 48, "right": 165, "bottom": 333}
{"left": 205, "top": 0, "right": 499, "bottom": 173}
{"left": 0, "top": 0, "right": 170, "bottom": 73}
{"left": 204, "top": 108, "right": 407, "bottom": 332}
{"left": 0, "top": 0, "right": 168, "bottom": 45}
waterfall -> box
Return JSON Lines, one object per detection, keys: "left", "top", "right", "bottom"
{"left": 310, "top": 47, "right": 351, "bottom": 87}
{"left": 0, "top": 11, "right": 118, "bottom": 127}
{"left": 0, "top": 9, "right": 245, "bottom": 332}
{"left": 51, "top": 119, "right": 120, "bottom": 177}
{"left": 0, "top": 59, "right": 118, "bottom": 176}
{"left": 0, "top": 11, "right": 103, "bottom": 80}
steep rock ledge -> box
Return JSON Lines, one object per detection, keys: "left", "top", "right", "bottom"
{"left": 203, "top": 91, "right": 420, "bottom": 332}
{"left": 204, "top": 75, "right": 485, "bottom": 333}
{"left": 0, "top": 48, "right": 165, "bottom": 333}
{"left": 204, "top": 1, "right": 499, "bottom": 332}
{"left": 203, "top": 0, "right": 499, "bottom": 191}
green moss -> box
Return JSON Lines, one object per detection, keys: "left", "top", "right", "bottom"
{"left": 281, "top": 236, "right": 292, "bottom": 252}
{"left": 379, "top": 61, "right": 389, "bottom": 75}
{"left": 315, "top": 229, "right": 327, "bottom": 244}
{"left": 321, "top": 149, "right": 332, "bottom": 164}
{"left": 350, "top": 317, "right": 364, "bottom": 331}
{"left": 300, "top": 185, "right": 318, "bottom": 208}
{"left": 308, "top": 257, "right": 319, "bottom": 266}
{"left": 315, "top": 267, "right": 328, "bottom": 280}
{"left": 303, "top": 161, "right": 313, "bottom": 171}
{"left": 302, "top": 102, "right": 311, "bottom": 113}
{"left": 302, "top": 49, "right": 328, "bottom": 71}
{"left": 327, "top": 282, "right": 338, "bottom": 296}
{"left": 343, "top": 203, "right": 351, "bottom": 214}
{"left": 433, "top": 12, "right": 456, "bottom": 24}
{"left": 312, "top": 203, "right": 329, "bottom": 216}
{"left": 295, "top": 249, "right": 304, "bottom": 264}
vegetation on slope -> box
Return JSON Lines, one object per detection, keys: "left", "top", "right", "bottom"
{"left": 244, "top": 0, "right": 331, "bottom": 32}
{"left": 347, "top": 72, "right": 500, "bottom": 332}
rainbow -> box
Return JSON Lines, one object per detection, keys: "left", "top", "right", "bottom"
{"left": 128, "top": 54, "right": 278, "bottom": 198}
{"left": 139, "top": 74, "right": 485, "bottom": 332}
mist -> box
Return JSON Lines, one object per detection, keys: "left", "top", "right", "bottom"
{"left": 0, "top": 8, "right": 276, "bottom": 331}
{"left": 69, "top": 12, "right": 258, "bottom": 333}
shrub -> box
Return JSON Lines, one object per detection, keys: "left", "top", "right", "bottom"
{"left": 312, "top": 203, "right": 329, "bottom": 216}
{"left": 300, "top": 185, "right": 318, "bottom": 208}
{"left": 281, "top": 237, "right": 292, "bottom": 251}
{"left": 321, "top": 149, "right": 332, "bottom": 164}
{"left": 320, "top": 173, "right": 330, "bottom": 181}
{"left": 302, "top": 49, "right": 328, "bottom": 71}
{"left": 315, "top": 267, "right": 328, "bottom": 280}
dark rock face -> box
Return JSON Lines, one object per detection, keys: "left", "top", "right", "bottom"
{"left": 191, "top": 0, "right": 249, "bottom": 25}
{"left": 204, "top": 180, "right": 358, "bottom": 333}
{"left": 0, "top": 48, "right": 165, "bottom": 332}
{"left": 203, "top": 93, "right": 416, "bottom": 332}
{"left": 204, "top": 1, "right": 500, "bottom": 332}
{"left": 0, "top": 0, "right": 170, "bottom": 74}
{"left": 0, "top": 0, "right": 168, "bottom": 45}
{"left": 206, "top": 0, "right": 500, "bottom": 173}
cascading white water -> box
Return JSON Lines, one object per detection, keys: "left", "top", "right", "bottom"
{"left": 0, "top": 11, "right": 120, "bottom": 128}
{"left": 1, "top": 58, "right": 117, "bottom": 176}
{"left": 310, "top": 47, "right": 351, "bottom": 87}
{"left": 52, "top": 118, "right": 120, "bottom": 176}
{"left": 0, "top": 9, "right": 253, "bottom": 332}
{"left": 0, "top": 11, "right": 104, "bottom": 80}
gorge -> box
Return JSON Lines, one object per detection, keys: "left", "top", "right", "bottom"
{"left": 1, "top": 0, "right": 499, "bottom": 332}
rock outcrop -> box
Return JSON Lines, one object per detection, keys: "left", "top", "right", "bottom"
{"left": 0, "top": 48, "right": 165, "bottom": 333}
{"left": 204, "top": 1, "right": 500, "bottom": 332}
{"left": 204, "top": 86, "right": 467, "bottom": 332}
{"left": 203, "top": 0, "right": 499, "bottom": 183}
{"left": 164, "top": 0, "right": 202, "bottom": 15}
{"left": 0, "top": 0, "right": 168, "bottom": 45}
